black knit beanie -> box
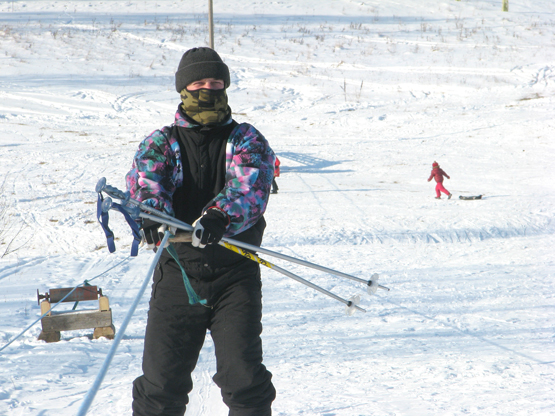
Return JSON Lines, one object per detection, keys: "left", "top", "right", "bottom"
{"left": 175, "top": 47, "right": 230, "bottom": 92}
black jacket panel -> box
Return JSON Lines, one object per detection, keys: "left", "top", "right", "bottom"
{"left": 165, "top": 112, "right": 266, "bottom": 271}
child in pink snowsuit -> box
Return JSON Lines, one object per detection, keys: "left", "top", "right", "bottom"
{"left": 427, "top": 161, "right": 452, "bottom": 199}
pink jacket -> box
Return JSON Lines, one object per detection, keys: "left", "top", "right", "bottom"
{"left": 274, "top": 157, "right": 280, "bottom": 177}
{"left": 428, "top": 167, "right": 450, "bottom": 183}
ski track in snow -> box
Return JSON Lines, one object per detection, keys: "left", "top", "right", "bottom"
{"left": 1, "top": 0, "right": 555, "bottom": 415}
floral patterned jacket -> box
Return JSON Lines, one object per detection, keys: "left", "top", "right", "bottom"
{"left": 125, "top": 108, "right": 275, "bottom": 237}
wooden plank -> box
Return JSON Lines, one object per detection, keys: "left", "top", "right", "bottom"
{"left": 169, "top": 232, "right": 192, "bottom": 243}
{"left": 93, "top": 325, "right": 116, "bottom": 340}
{"left": 49, "top": 286, "right": 99, "bottom": 303}
{"left": 38, "top": 331, "right": 61, "bottom": 343}
{"left": 41, "top": 310, "right": 112, "bottom": 332}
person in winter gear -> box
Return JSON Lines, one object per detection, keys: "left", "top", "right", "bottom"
{"left": 271, "top": 156, "right": 280, "bottom": 194}
{"left": 427, "top": 161, "right": 452, "bottom": 199}
{"left": 126, "top": 47, "right": 276, "bottom": 416}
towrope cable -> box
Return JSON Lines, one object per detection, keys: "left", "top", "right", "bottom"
{"left": 76, "top": 231, "right": 171, "bottom": 416}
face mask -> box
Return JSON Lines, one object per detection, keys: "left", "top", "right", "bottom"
{"left": 180, "top": 88, "right": 230, "bottom": 126}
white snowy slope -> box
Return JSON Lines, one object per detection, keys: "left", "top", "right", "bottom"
{"left": 0, "top": 0, "right": 554, "bottom": 415}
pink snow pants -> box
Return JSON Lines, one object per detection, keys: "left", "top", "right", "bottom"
{"left": 436, "top": 182, "right": 450, "bottom": 198}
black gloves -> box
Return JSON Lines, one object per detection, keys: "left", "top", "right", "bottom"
{"left": 192, "top": 208, "right": 229, "bottom": 248}
{"left": 142, "top": 208, "right": 228, "bottom": 250}
{"left": 141, "top": 219, "right": 175, "bottom": 250}
{"left": 141, "top": 218, "right": 163, "bottom": 249}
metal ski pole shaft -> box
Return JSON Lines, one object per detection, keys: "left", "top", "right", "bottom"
{"left": 110, "top": 210, "right": 364, "bottom": 311}
{"left": 138, "top": 212, "right": 388, "bottom": 292}
{"left": 97, "top": 178, "right": 388, "bottom": 291}
{"left": 219, "top": 241, "right": 366, "bottom": 312}
{"left": 272, "top": 263, "right": 366, "bottom": 312}
{"left": 138, "top": 212, "right": 193, "bottom": 232}
{"left": 221, "top": 239, "right": 389, "bottom": 291}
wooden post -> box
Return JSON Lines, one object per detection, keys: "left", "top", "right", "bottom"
{"left": 40, "top": 300, "right": 52, "bottom": 316}
{"left": 38, "top": 300, "right": 61, "bottom": 342}
{"left": 93, "top": 325, "right": 116, "bottom": 340}
{"left": 99, "top": 295, "right": 110, "bottom": 312}
{"left": 94, "top": 295, "right": 115, "bottom": 339}
{"left": 208, "top": 0, "right": 214, "bottom": 49}
{"left": 502, "top": 0, "right": 508, "bottom": 11}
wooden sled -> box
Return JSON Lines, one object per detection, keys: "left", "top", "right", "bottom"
{"left": 37, "top": 286, "right": 115, "bottom": 343}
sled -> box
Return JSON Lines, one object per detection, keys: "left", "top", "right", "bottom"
{"left": 459, "top": 195, "right": 482, "bottom": 200}
{"left": 36, "top": 286, "right": 115, "bottom": 343}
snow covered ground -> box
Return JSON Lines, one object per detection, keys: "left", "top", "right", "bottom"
{"left": 1, "top": 0, "right": 554, "bottom": 415}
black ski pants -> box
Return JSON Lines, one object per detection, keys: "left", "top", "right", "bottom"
{"left": 132, "top": 256, "right": 275, "bottom": 416}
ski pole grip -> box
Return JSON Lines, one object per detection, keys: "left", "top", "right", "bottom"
{"left": 95, "top": 177, "right": 107, "bottom": 193}
{"left": 101, "top": 197, "right": 113, "bottom": 213}
{"left": 96, "top": 178, "right": 128, "bottom": 201}
{"left": 104, "top": 184, "right": 128, "bottom": 201}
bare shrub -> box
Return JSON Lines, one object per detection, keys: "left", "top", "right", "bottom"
{"left": 0, "top": 178, "right": 28, "bottom": 258}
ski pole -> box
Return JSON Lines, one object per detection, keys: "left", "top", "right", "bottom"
{"left": 97, "top": 178, "right": 389, "bottom": 292}
{"left": 220, "top": 241, "right": 366, "bottom": 313}
{"left": 137, "top": 210, "right": 388, "bottom": 293}
{"left": 108, "top": 210, "right": 365, "bottom": 312}
{"left": 223, "top": 236, "right": 389, "bottom": 292}
{"left": 100, "top": 204, "right": 364, "bottom": 313}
